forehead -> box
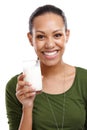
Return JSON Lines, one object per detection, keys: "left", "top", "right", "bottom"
{"left": 32, "top": 13, "right": 64, "bottom": 31}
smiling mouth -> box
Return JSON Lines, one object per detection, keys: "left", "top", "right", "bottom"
{"left": 43, "top": 50, "right": 58, "bottom": 56}
{"left": 42, "top": 50, "right": 60, "bottom": 58}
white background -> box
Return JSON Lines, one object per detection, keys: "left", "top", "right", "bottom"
{"left": 0, "top": 0, "right": 87, "bottom": 129}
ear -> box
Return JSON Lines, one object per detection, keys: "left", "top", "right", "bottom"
{"left": 27, "top": 32, "right": 33, "bottom": 46}
{"left": 65, "top": 29, "right": 70, "bottom": 43}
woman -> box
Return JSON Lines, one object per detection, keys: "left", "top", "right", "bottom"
{"left": 6, "top": 4, "right": 87, "bottom": 130}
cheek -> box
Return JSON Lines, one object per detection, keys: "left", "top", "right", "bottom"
{"left": 33, "top": 39, "right": 44, "bottom": 50}
{"left": 33, "top": 43, "right": 42, "bottom": 52}
{"left": 55, "top": 39, "right": 65, "bottom": 48}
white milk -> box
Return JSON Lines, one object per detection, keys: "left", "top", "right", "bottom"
{"left": 23, "top": 60, "right": 42, "bottom": 91}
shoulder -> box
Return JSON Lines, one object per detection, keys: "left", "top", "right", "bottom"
{"left": 6, "top": 74, "right": 19, "bottom": 91}
{"left": 5, "top": 74, "right": 22, "bottom": 123}
{"left": 76, "top": 66, "right": 87, "bottom": 72}
{"left": 5, "top": 73, "right": 22, "bottom": 108}
{"left": 76, "top": 67, "right": 87, "bottom": 78}
{"left": 76, "top": 67, "right": 87, "bottom": 98}
{"left": 6, "top": 73, "right": 22, "bottom": 96}
{"left": 76, "top": 66, "right": 87, "bottom": 84}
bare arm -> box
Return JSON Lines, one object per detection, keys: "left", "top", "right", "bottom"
{"left": 16, "top": 74, "right": 36, "bottom": 130}
{"left": 18, "top": 106, "right": 33, "bottom": 130}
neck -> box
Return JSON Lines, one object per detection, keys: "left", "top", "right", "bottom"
{"left": 41, "top": 61, "right": 66, "bottom": 77}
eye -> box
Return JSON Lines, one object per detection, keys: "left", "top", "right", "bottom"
{"left": 54, "top": 33, "right": 62, "bottom": 38}
{"left": 36, "top": 35, "right": 45, "bottom": 40}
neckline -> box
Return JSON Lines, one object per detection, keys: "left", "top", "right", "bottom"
{"left": 42, "top": 66, "right": 78, "bottom": 96}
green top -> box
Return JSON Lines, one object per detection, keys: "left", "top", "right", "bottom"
{"left": 5, "top": 67, "right": 87, "bottom": 130}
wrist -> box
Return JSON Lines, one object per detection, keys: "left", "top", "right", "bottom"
{"left": 22, "top": 105, "right": 33, "bottom": 111}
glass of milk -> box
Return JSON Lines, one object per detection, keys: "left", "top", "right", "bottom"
{"left": 23, "top": 60, "right": 42, "bottom": 92}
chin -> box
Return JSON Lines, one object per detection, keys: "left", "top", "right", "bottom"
{"left": 42, "top": 59, "right": 61, "bottom": 67}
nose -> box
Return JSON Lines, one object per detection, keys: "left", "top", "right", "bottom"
{"left": 45, "top": 37, "right": 55, "bottom": 49}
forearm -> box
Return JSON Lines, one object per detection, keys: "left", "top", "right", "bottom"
{"left": 18, "top": 106, "right": 33, "bottom": 130}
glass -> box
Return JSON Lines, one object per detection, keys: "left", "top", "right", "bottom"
{"left": 23, "top": 60, "right": 42, "bottom": 91}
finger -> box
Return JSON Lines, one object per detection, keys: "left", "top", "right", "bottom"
{"left": 24, "top": 91, "right": 36, "bottom": 98}
{"left": 16, "top": 92, "right": 25, "bottom": 101}
{"left": 18, "top": 80, "right": 30, "bottom": 87}
{"left": 16, "top": 89, "right": 24, "bottom": 97}
{"left": 16, "top": 84, "right": 36, "bottom": 95}
{"left": 16, "top": 82, "right": 24, "bottom": 91}
{"left": 16, "top": 81, "right": 31, "bottom": 91}
{"left": 22, "top": 85, "right": 36, "bottom": 93}
{"left": 16, "top": 89, "right": 36, "bottom": 100}
{"left": 17, "top": 73, "right": 25, "bottom": 81}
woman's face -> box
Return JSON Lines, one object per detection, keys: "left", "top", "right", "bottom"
{"left": 28, "top": 13, "right": 70, "bottom": 66}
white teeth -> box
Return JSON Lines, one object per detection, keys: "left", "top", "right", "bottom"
{"left": 44, "top": 51, "right": 58, "bottom": 56}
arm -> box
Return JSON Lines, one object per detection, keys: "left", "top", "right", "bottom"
{"left": 84, "top": 106, "right": 87, "bottom": 129}
{"left": 5, "top": 74, "right": 22, "bottom": 130}
{"left": 18, "top": 106, "right": 33, "bottom": 130}
{"left": 16, "top": 74, "right": 36, "bottom": 130}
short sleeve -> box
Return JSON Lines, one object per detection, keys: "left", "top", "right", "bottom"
{"left": 5, "top": 74, "right": 22, "bottom": 130}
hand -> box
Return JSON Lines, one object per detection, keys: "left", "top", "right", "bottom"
{"left": 16, "top": 74, "right": 36, "bottom": 108}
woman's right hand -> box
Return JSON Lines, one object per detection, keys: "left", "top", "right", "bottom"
{"left": 16, "top": 74, "right": 36, "bottom": 108}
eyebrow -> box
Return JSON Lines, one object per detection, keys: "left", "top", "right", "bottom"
{"left": 36, "top": 29, "right": 62, "bottom": 34}
{"left": 53, "top": 29, "right": 62, "bottom": 33}
{"left": 36, "top": 31, "right": 45, "bottom": 34}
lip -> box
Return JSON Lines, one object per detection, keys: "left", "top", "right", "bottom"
{"left": 42, "top": 50, "right": 59, "bottom": 59}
